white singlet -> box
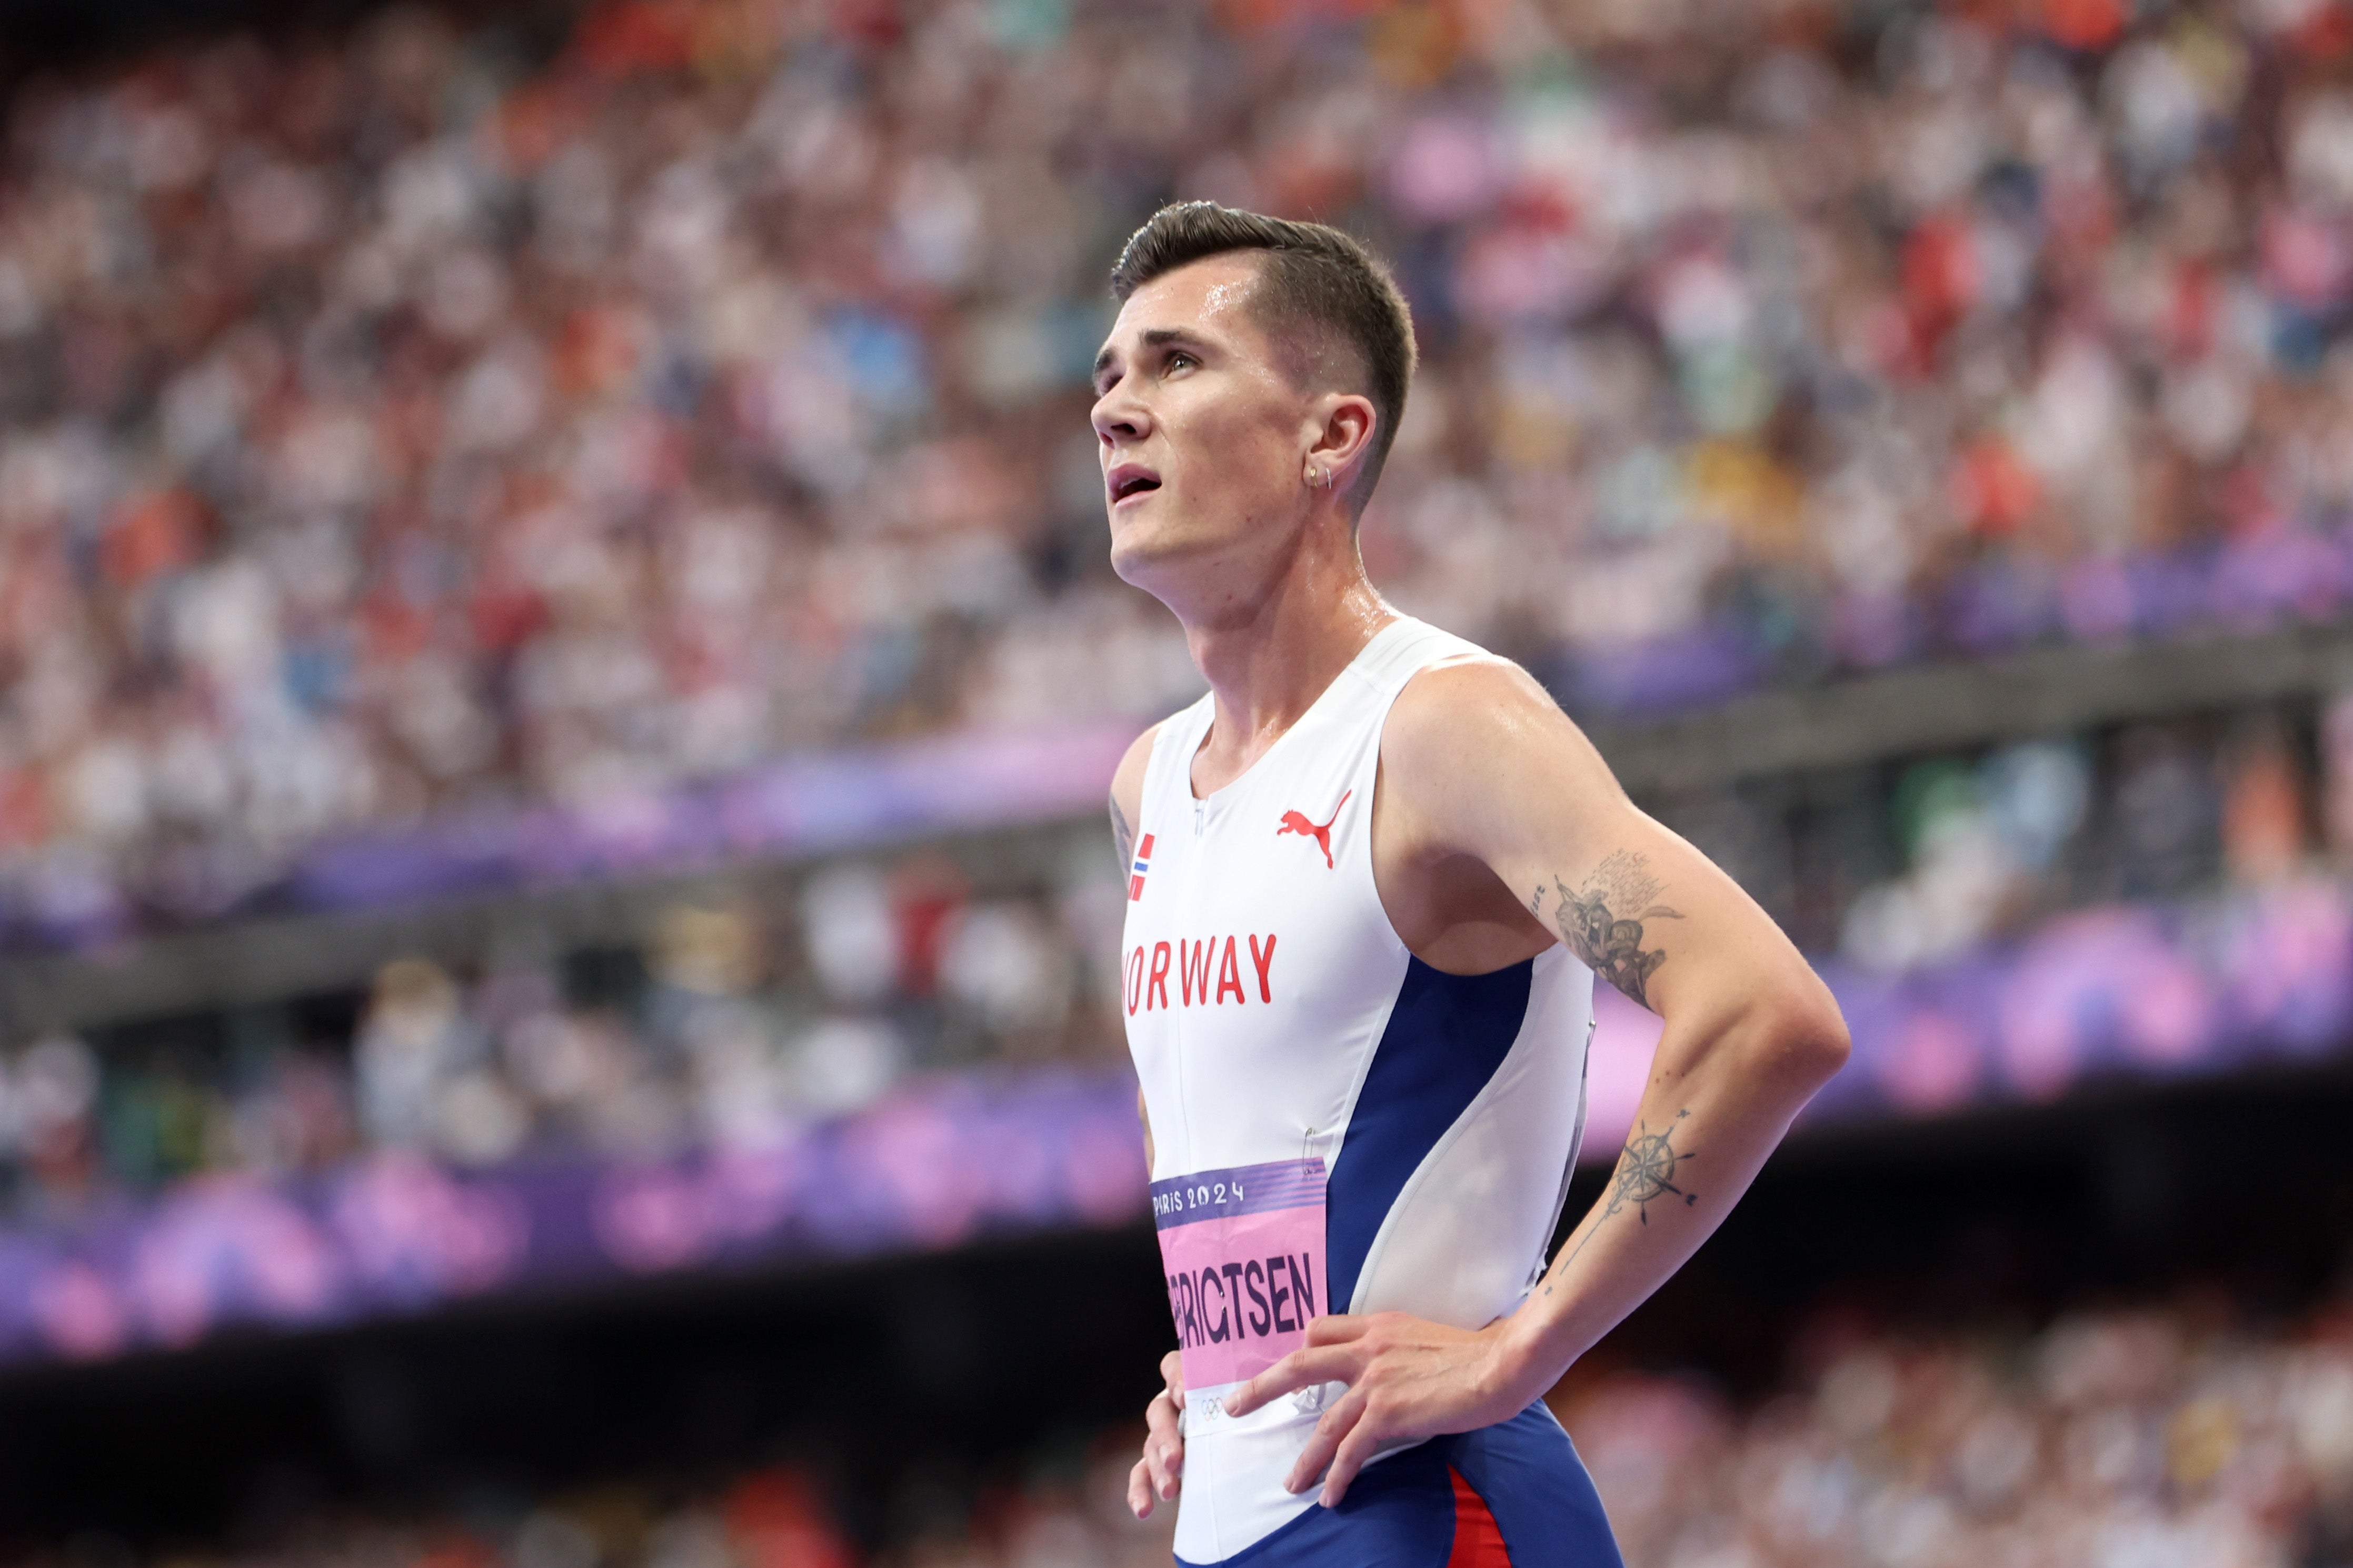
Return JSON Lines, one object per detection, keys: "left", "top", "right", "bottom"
{"left": 1120, "top": 615, "right": 1597, "bottom": 1565}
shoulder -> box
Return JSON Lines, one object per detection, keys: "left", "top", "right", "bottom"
{"left": 1380, "top": 657, "right": 1626, "bottom": 844}
{"left": 1110, "top": 720, "right": 1165, "bottom": 819}
{"left": 1383, "top": 656, "right": 1574, "bottom": 762}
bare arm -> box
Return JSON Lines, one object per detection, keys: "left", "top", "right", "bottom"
{"left": 1109, "top": 721, "right": 1161, "bottom": 1175}
{"left": 1108, "top": 720, "right": 1156, "bottom": 868}
{"left": 1111, "top": 791, "right": 1136, "bottom": 873}
{"left": 1464, "top": 663, "right": 1847, "bottom": 1379}
{"left": 1224, "top": 661, "right": 1848, "bottom": 1502}
{"left": 1108, "top": 723, "right": 1185, "bottom": 1521}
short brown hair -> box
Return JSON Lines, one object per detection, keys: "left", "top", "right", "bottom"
{"left": 1109, "top": 202, "right": 1417, "bottom": 508}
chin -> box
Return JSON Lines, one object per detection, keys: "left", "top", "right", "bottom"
{"left": 1106, "top": 530, "right": 1167, "bottom": 590}
{"left": 1108, "top": 515, "right": 1209, "bottom": 592}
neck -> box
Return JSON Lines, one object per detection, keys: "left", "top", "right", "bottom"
{"left": 1172, "top": 509, "right": 1394, "bottom": 780}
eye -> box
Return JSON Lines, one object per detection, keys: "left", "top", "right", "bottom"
{"left": 1165, "top": 351, "right": 1197, "bottom": 374}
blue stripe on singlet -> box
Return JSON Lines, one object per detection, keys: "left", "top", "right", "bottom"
{"left": 1324, "top": 955, "right": 1533, "bottom": 1317}
{"left": 1450, "top": 1402, "right": 1625, "bottom": 1567}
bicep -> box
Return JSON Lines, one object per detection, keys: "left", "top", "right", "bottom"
{"left": 1492, "top": 760, "right": 1846, "bottom": 1091}
{"left": 1517, "top": 802, "right": 1784, "bottom": 1021}
{"left": 1396, "top": 667, "right": 1804, "bottom": 1020}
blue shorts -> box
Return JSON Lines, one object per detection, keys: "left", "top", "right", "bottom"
{"left": 1174, "top": 1401, "right": 1624, "bottom": 1567}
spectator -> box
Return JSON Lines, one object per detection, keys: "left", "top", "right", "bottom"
{"left": 11, "top": 0, "right": 2353, "bottom": 936}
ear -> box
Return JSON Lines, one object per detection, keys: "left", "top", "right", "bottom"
{"left": 1304, "top": 392, "right": 1378, "bottom": 493}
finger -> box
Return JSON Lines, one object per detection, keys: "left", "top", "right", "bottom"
{"left": 1143, "top": 1394, "right": 1185, "bottom": 1498}
{"left": 1302, "top": 1313, "right": 1371, "bottom": 1346}
{"left": 1147, "top": 1436, "right": 1184, "bottom": 1502}
{"left": 1320, "top": 1412, "right": 1390, "bottom": 1509}
{"left": 1128, "top": 1458, "right": 1155, "bottom": 1520}
{"left": 1141, "top": 1426, "right": 1183, "bottom": 1502}
{"left": 1145, "top": 1392, "right": 1183, "bottom": 1454}
{"left": 1150, "top": 1429, "right": 1185, "bottom": 1487}
{"left": 1283, "top": 1386, "right": 1369, "bottom": 1495}
{"left": 1223, "top": 1343, "right": 1364, "bottom": 1415}
{"left": 1161, "top": 1350, "right": 1186, "bottom": 1403}
{"left": 1220, "top": 1345, "right": 1367, "bottom": 1417}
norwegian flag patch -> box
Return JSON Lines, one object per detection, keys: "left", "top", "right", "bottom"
{"left": 1129, "top": 833, "right": 1156, "bottom": 902}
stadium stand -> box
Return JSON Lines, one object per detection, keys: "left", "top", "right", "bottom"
{"left": 6, "top": 1284, "right": 2352, "bottom": 1566}
{"left": 8, "top": 0, "right": 2353, "bottom": 1562}
{"left": 4, "top": 0, "right": 2353, "bottom": 936}
{"left": 0, "top": 698, "right": 2336, "bottom": 1227}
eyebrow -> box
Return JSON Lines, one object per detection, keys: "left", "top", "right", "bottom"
{"left": 1093, "top": 327, "right": 1212, "bottom": 389}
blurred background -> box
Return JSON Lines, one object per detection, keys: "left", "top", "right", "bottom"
{"left": 2, "top": 0, "right": 2353, "bottom": 1560}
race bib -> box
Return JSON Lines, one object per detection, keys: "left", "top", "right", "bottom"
{"left": 1152, "top": 1158, "right": 1327, "bottom": 1412}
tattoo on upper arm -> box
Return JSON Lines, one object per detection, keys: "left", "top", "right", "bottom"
{"left": 1542, "top": 848, "right": 1682, "bottom": 1010}
{"left": 1111, "top": 791, "right": 1135, "bottom": 873}
{"left": 1546, "top": 1109, "right": 1699, "bottom": 1291}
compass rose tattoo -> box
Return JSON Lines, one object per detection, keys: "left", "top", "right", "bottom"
{"left": 1532, "top": 850, "right": 1682, "bottom": 1010}
{"left": 1602, "top": 1110, "right": 1698, "bottom": 1225}
{"left": 1548, "top": 1110, "right": 1700, "bottom": 1289}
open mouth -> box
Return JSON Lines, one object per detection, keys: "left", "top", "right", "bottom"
{"left": 1108, "top": 466, "right": 1162, "bottom": 506}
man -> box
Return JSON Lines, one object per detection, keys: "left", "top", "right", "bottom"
{"left": 1096, "top": 202, "right": 1849, "bottom": 1567}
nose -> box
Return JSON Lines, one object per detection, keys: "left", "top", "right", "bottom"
{"left": 1091, "top": 374, "right": 1150, "bottom": 449}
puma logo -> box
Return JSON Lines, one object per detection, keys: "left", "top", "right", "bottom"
{"left": 1275, "top": 790, "right": 1352, "bottom": 870}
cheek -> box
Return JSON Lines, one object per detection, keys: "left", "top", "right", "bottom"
{"left": 1171, "top": 400, "right": 1295, "bottom": 498}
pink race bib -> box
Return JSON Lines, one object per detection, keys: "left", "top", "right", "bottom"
{"left": 1152, "top": 1158, "right": 1327, "bottom": 1395}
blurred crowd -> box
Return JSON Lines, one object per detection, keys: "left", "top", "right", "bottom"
{"left": 0, "top": 1444, "right": 1172, "bottom": 1568}
{"left": 1644, "top": 692, "right": 2341, "bottom": 964}
{"left": 14, "top": 0, "right": 2353, "bottom": 921}
{"left": 12, "top": 1286, "right": 2353, "bottom": 1567}
{"left": 0, "top": 1438, "right": 1181, "bottom": 1568}
{"left": 0, "top": 842, "right": 1129, "bottom": 1222}
{"left": 1569, "top": 1291, "right": 2353, "bottom": 1568}
{"left": 0, "top": 685, "right": 2345, "bottom": 1222}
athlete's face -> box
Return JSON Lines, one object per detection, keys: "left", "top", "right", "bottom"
{"left": 1090, "top": 256, "right": 1330, "bottom": 601}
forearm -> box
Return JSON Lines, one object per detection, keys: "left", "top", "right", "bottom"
{"left": 1494, "top": 997, "right": 1840, "bottom": 1394}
